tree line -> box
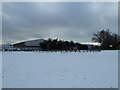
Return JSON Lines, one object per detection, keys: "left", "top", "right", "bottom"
{"left": 40, "top": 38, "right": 88, "bottom": 51}
{"left": 40, "top": 29, "right": 120, "bottom": 51}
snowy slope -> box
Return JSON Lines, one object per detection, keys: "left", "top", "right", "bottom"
{"left": 2, "top": 51, "right": 118, "bottom": 88}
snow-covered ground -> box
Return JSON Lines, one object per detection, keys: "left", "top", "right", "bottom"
{"left": 2, "top": 50, "right": 118, "bottom": 88}
{"left": 0, "top": 52, "right": 2, "bottom": 89}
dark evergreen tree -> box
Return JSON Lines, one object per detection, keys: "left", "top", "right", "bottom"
{"left": 40, "top": 38, "right": 89, "bottom": 51}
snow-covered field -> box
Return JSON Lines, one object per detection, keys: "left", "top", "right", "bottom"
{"left": 2, "top": 51, "right": 118, "bottom": 88}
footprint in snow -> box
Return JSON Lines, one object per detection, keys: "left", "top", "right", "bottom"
{"left": 90, "top": 81, "right": 94, "bottom": 83}
{"left": 2, "top": 76, "right": 4, "bottom": 78}
{"left": 60, "top": 78, "right": 64, "bottom": 81}
{"left": 83, "top": 78, "right": 86, "bottom": 80}
{"left": 74, "top": 75, "right": 79, "bottom": 78}
{"left": 42, "top": 81, "right": 46, "bottom": 83}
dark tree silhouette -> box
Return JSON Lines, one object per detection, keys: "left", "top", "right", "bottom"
{"left": 40, "top": 38, "right": 88, "bottom": 51}
{"left": 92, "top": 29, "right": 120, "bottom": 50}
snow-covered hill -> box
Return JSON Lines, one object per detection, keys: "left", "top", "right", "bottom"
{"left": 2, "top": 51, "right": 118, "bottom": 88}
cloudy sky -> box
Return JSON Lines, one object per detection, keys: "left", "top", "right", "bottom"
{"left": 2, "top": 2, "right": 118, "bottom": 44}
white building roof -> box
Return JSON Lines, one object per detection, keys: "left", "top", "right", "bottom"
{"left": 24, "top": 39, "right": 45, "bottom": 46}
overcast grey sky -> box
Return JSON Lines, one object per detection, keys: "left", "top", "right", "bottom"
{"left": 2, "top": 2, "right": 118, "bottom": 44}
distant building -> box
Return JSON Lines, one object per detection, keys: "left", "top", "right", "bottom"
{"left": 1, "top": 44, "right": 15, "bottom": 51}
{"left": 24, "top": 39, "right": 45, "bottom": 46}
{"left": 13, "top": 39, "right": 45, "bottom": 47}
{"left": 1, "top": 39, "right": 46, "bottom": 51}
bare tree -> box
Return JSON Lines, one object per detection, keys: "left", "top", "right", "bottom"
{"left": 92, "top": 29, "right": 120, "bottom": 49}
